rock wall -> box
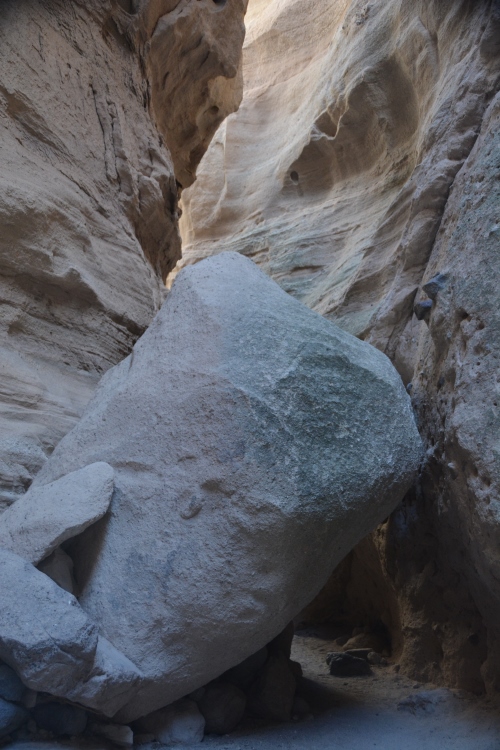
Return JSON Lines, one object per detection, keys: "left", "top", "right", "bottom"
{"left": 179, "top": 0, "right": 500, "bottom": 692}
{"left": 0, "top": 0, "right": 246, "bottom": 507}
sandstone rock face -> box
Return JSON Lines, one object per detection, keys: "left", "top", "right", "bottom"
{"left": 180, "top": 0, "right": 498, "bottom": 355}
{"left": 178, "top": 0, "right": 500, "bottom": 692}
{"left": 407, "top": 91, "right": 500, "bottom": 692}
{"left": 323, "top": 92, "right": 500, "bottom": 687}
{"left": 33, "top": 252, "right": 421, "bottom": 720}
{"left": 0, "top": 0, "right": 246, "bottom": 509}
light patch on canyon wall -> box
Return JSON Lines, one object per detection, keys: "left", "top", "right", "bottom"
{"left": 0, "top": 0, "right": 247, "bottom": 507}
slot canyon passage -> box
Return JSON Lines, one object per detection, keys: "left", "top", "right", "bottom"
{"left": 0, "top": 0, "right": 500, "bottom": 749}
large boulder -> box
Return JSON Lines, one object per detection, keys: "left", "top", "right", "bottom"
{"left": 32, "top": 252, "right": 422, "bottom": 720}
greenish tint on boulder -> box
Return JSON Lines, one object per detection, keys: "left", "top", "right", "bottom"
{"left": 32, "top": 252, "right": 422, "bottom": 721}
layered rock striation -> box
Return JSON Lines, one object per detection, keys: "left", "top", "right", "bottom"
{"left": 0, "top": 0, "right": 246, "bottom": 508}
{"left": 179, "top": 0, "right": 500, "bottom": 692}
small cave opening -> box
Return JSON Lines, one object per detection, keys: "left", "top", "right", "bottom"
{"left": 294, "top": 541, "right": 397, "bottom": 665}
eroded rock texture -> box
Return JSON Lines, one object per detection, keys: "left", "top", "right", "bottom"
{"left": 0, "top": 0, "right": 246, "bottom": 508}
{"left": 179, "top": 0, "right": 500, "bottom": 692}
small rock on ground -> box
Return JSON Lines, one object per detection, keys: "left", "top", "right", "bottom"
{"left": 0, "top": 697, "right": 28, "bottom": 738}
{"left": 326, "top": 652, "right": 372, "bottom": 677}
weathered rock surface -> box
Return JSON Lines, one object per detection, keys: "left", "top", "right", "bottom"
{"left": 68, "top": 636, "right": 142, "bottom": 717}
{"left": 180, "top": 0, "right": 499, "bottom": 356}
{"left": 0, "top": 548, "right": 140, "bottom": 717}
{"left": 178, "top": 0, "right": 500, "bottom": 692}
{"left": 0, "top": 0, "right": 247, "bottom": 508}
{"left": 0, "top": 548, "right": 97, "bottom": 690}
{"left": 0, "top": 462, "right": 114, "bottom": 564}
{"left": 303, "top": 87, "right": 500, "bottom": 696}
{"left": 406, "top": 91, "right": 500, "bottom": 691}
{"left": 33, "top": 252, "right": 421, "bottom": 720}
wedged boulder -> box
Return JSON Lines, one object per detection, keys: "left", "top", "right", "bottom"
{"left": 0, "top": 462, "right": 114, "bottom": 564}
{"left": 33, "top": 252, "right": 422, "bottom": 720}
{"left": 0, "top": 548, "right": 98, "bottom": 692}
{"left": 0, "top": 549, "right": 140, "bottom": 716}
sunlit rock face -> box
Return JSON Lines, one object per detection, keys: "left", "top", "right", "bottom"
{"left": 180, "top": 0, "right": 497, "bottom": 356}
{"left": 179, "top": 0, "right": 500, "bottom": 693}
{"left": 0, "top": 0, "right": 247, "bottom": 507}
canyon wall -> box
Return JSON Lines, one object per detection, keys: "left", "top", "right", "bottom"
{"left": 0, "top": 0, "right": 246, "bottom": 508}
{"left": 179, "top": 0, "right": 500, "bottom": 693}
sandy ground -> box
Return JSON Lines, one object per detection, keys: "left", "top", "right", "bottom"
{"left": 198, "top": 627, "right": 500, "bottom": 750}
{"left": 5, "top": 627, "right": 500, "bottom": 750}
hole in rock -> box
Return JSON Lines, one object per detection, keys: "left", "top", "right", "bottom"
{"left": 290, "top": 170, "right": 300, "bottom": 184}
